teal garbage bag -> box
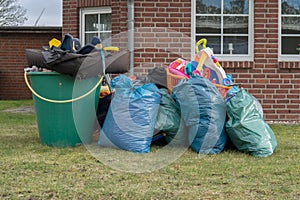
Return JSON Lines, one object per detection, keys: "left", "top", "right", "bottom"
{"left": 225, "top": 89, "right": 277, "bottom": 157}
{"left": 154, "top": 88, "right": 181, "bottom": 143}
{"left": 172, "top": 76, "right": 227, "bottom": 154}
{"left": 98, "top": 75, "right": 161, "bottom": 153}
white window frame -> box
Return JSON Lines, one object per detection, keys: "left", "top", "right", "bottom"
{"left": 80, "top": 7, "right": 112, "bottom": 45}
{"left": 191, "top": 0, "right": 254, "bottom": 61}
{"left": 278, "top": 0, "right": 300, "bottom": 61}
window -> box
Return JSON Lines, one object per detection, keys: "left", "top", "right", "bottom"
{"left": 280, "top": 0, "right": 300, "bottom": 61}
{"left": 80, "top": 7, "right": 112, "bottom": 46}
{"left": 193, "top": 0, "right": 253, "bottom": 61}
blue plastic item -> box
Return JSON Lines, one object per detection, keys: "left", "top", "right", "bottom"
{"left": 172, "top": 76, "right": 227, "bottom": 154}
{"left": 60, "top": 33, "right": 74, "bottom": 52}
{"left": 184, "top": 61, "right": 197, "bottom": 76}
{"left": 225, "top": 85, "right": 240, "bottom": 102}
{"left": 98, "top": 75, "right": 161, "bottom": 153}
{"left": 222, "top": 74, "right": 232, "bottom": 86}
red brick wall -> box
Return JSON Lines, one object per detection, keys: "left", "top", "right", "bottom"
{"left": 222, "top": 0, "right": 300, "bottom": 122}
{"left": 62, "top": 0, "right": 79, "bottom": 37}
{"left": 133, "top": 0, "right": 192, "bottom": 74}
{"left": 61, "top": 0, "right": 300, "bottom": 122}
{"left": 0, "top": 27, "right": 62, "bottom": 100}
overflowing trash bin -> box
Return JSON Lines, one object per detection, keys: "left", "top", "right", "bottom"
{"left": 26, "top": 72, "right": 100, "bottom": 147}
{"left": 24, "top": 33, "right": 129, "bottom": 147}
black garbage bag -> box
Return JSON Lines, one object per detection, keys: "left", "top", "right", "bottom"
{"left": 25, "top": 48, "right": 130, "bottom": 78}
{"left": 42, "top": 49, "right": 102, "bottom": 78}
{"left": 42, "top": 48, "right": 85, "bottom": 64}
{"left": 96, "top": 93, "right": 113, "bottom": 128}
{"left": 146, "top": 67, "right": 167, "bottom": 89}
{"left": 25, "top": 48, "right": 100, "bottom": 78}
{"left": 172, "top": 76, "right": 227, "bottom": 154}
{"left": 225, "top": 89, "right": 277, "bottom": 157}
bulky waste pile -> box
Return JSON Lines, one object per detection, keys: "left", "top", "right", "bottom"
{"left": 25, "top": 36, "right": 277, "bottom": 157}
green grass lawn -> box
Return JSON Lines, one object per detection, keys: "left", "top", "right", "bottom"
{"left": 0, "top": 100, "right": 299, "bottom": 199}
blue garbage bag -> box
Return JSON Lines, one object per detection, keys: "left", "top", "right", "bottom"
{"left": 98, "top": 75, "right": 161, "bottom": 153}
{"left": 225, "top": 89, "right": 277, "bottom": 157}
{"left": 172, "top": 76, "right": 227, "bottom": 154}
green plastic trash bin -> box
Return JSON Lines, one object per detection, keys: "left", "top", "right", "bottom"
{"left": 27, "top": 72, "right": 100, "bottom": 147}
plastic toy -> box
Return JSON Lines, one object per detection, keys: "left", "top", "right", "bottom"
{"left": 184, "top": 61, "right": 197, "bottom": 75}
{"left": 168, "top": 58, "right": 190, "bottom": 78}
{"left": 211, "top": 55, "right": 221, "bottom": 67}
{"left": 193, "top": 38, "right": 227, "bottom": 84}
{"left": 222, "top": 74, "right": 232, "bottom": 86}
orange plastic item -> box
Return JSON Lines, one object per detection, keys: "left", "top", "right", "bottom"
{"left": 166, "top": 68, "right": 231, "bottom": 98}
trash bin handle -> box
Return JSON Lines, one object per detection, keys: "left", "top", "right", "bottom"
{"left": 24, "top": 72, "right": 103, "bottom": 104}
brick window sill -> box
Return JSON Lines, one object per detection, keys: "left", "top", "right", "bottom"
{"left": 221, "top": 61, "right": 254, "bottom": 69}
{"left": 279, "top": 62, "right": 300, "bottom": 69}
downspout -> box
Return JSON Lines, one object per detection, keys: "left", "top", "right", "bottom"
{"left": 127, "top": 0, "right": 134, "bottom": 75}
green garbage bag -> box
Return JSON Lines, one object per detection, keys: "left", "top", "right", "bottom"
{"left": 226, "top": 89, "right": 277, "bottom": 157}
{"left": 155, "top": 88, "right": 181, "bottom": 143}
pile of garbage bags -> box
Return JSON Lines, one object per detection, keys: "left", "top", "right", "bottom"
{"left": 97, "top": 67, "right": 277, "bottom": 157}
{"left": 25, "top": 35, "right": 277, "bottom": 157}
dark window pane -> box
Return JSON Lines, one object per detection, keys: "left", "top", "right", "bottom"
{"left": 85, "top": 33, "right": 98, "bottom": 44}
{"left": 282, "top": 36, "right": 300, "bottom": 54}
{"left": 100, "top": 13, "right": 112, "bottom": 31}
{"left": 196, "top": 36, "right": 221, "bottom": 54}
{"left": 282, "top": 17, "right": 300, "bottom": 34}
{"left": 224, "top": 0, "right": 249, "bottom": 14}
{"left": 224, "top": 16, "right": 248, "bottom": 34}
{"left": 223, "top": 36, "right": 248, "bottom": 54}
{"left": 100, "top": 33, "right": 112, "bottom": 46}
{"left": 196, "top": 16, "right": 221, "bottom": 34}
{"left": 85, "top": 14, "right": 98, "bottom": 31}
{"left": 282, "top": 0, "right": 300, "bottom": 15}
{"left": 196, "top": 0, "right": 221, "bottom": 14}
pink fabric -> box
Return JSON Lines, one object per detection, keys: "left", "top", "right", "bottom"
{"left": 168, "top": 67, "right": 190, "bottom": 78}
